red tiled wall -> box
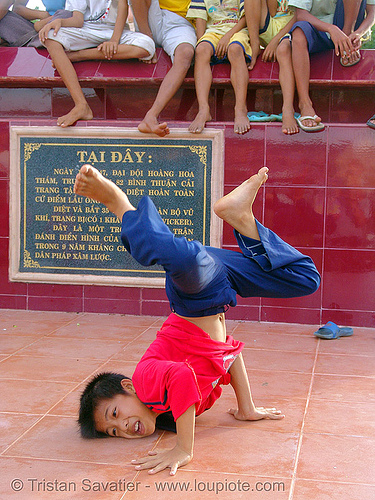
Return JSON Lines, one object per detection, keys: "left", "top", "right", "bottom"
{"left": 0, "top": 118, "right": 374, "bottom": 327}
{"left": 0, "top": 47, "right": 374, "bottom": 326}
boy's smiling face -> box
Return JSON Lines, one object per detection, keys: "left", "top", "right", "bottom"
{"left": 94, "top": 379, "right": 157, "bottom": 439}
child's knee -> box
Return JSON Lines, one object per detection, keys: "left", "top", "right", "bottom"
{"left": 291, "top": 27, "right": 308, "bottom": 48}
{"left": 276, "top": 38, "right": 291, "bottom": 59}
{"left": 174, "top": 42, "right": 194, "bottom": 66}
{"left": 227, "top": 42, "right": 244, "bottom": 61}
{"left": 195, "top": 41, "right": 213, "bottom": 60}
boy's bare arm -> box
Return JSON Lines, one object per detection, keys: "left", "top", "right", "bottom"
{"left": 132, "top": 404, "right": 196, "bottom": 475}
{"left": 0, "top": 0, "right": 13, "bottom": 21}
{"left": 262, "top": 13, "right": 296, "bottom": 62}
{"left": 349, "top": 4, "right": 375, "bottom": 49}
{"left": 195, "top": 18, "right": 207, "bottom": 41}
{"left": 245, "top": 0, "right": 265, "bottom": 70}
{"left": 39, "top": 10, "right": 84, "bottom": 42}
{"left": 98, "top": 0, "right": 128, "bottom": 59}
{"left": 131, "top": 0, "right": 153, "bottom": 40}
{"left": 266, "top": 0, "right": 278, "bottom": 17}
{"left": 295, "top": 7, "right": 354, "bottom": 57}
{"left": 13, "top": 0, "right": 50, "bottom": 20}
{"left": 228, "top": 353, "right": 284, "bottom": 420}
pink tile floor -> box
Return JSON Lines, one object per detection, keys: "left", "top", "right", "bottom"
{"left": 0, "top": 309, "right": 374, "bottom": 499}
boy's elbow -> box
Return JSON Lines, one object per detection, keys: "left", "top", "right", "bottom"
{"left": 295, "top": 8, "right": 306, "bottom": 22}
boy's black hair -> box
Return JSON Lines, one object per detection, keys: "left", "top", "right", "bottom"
{"left": 78, "top": 372, "right": 132, "bottom": 439}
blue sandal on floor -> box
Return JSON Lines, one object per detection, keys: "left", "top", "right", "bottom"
{"left": 314, "top": 321, "right": 353, "bottom": 340}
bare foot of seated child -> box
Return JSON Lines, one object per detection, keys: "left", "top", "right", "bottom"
{"left": 282, "top": 109, "right": 299, "bottom": 135}
{"left": 138, "top": 111, "right": 170, "bottom": 137}
{"left": 57, "top": 103, "right": 93, "bottom": 128}
{"left": 234, "top": 107, "right": 251, "bottom": 135}
{"left": 188, "top": 106, "right": 212, "bottom": 134}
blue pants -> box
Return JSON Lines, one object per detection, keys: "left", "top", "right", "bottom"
{"left": 121, "top": 197, "right": 320, "bottom": 317}
{"left": 290, "top": 0, "right": 367, "bottom": 54}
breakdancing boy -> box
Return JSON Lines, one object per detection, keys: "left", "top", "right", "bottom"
{"left": 76, "top": 165, "right": 320, "bottom": 475}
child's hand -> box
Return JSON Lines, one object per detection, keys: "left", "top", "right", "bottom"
{"left": 228, "top": 406, "right": 285, "bottom": 421}
{"left": 248, "top": 45, "right": 260, "bottom": 70}
{"left": 39, "top": 19, "right": 62, "bottom": 42}
{"left": 132, "top": 444, "right": 193, "bottom": 475}
{"left": 262, "top": 39, "right": 278, "bottom": 62}
{"left": 328, "top": 25, "right": 353, "bottom": 58}
{"left": 216, "top": 33, "right": 231, "bottom": 59}
{"left": 98, "top": 41, "right": 118, "bottom": 60}
{"left": 348, "top": 32, "right": 362, "bottom": 51}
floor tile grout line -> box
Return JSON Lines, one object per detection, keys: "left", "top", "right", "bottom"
{"left": 0, "top": 317, "right": 167, "bottom": 452}
{"left": 0, "top": 415, "right": 49, "bottom": 457}
{"left": 288, "top": 338, "right": 320, "bottom": 500}
{"left": 0, "top": 453, "right": 148, "bottom": 467}
{"left": 0, "top": 312, "right": 91, "bottom": 359}
{"left": 1, "top": 320, "right": 161, "bottom": 364}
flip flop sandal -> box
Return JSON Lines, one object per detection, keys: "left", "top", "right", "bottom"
{"left": 296, "top": 115, "right": 325, "bottom": 132}
{"left": 314, "top": 321, "right": 353, "bottom": 340}
{"left": 340, "top": 50, "right": 361, "bottom": 67}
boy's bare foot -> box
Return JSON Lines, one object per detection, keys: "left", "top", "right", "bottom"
{"left": 138, "top": 112, "right": 170, "bottom": 137}
{"left": 234, "top": 109, "right": 251, "bottom": 135}
{"left": 140, "top": 53, "right": 158, "bottom": 64}
{"left": 282, "top": 110, "right": 299, "bottom": 135}
{"left": 74, "top": 164, "right": 134, "bottom": 220}
{"left": 57, "top": 103, "right": 93, "bottom": 128}
{"left": 213, "top": 166, "right": 268, "bottom": 239}
{"left": 188, "top": 107, "right": 212, "bottom": 134}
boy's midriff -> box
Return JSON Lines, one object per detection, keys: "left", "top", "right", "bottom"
{"left": 176, "top": 312, "right": 227, "bottom": 343}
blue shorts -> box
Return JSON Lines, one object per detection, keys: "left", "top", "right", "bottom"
{"left": 120, "top": 196, "right": 320, "bottom": 318}
{"left": 290, "top": 0, "right": 366, "bottom": 54}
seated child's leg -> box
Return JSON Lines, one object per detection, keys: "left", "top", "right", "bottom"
{"left": 227, "top": 41, "right": 250, "bottom": 135}
{"left": 44, "top": 38, "right": 93, "bottom": 127}
{"left": 290, "top": 24, "right": 323, "bottom": 130}
{"left": 188, "top": 41, "right": 214, "bottom": 134}
{"left": 276, "top": 37, "right": 299, "bottom": 136}
{"left": 334, "top": 0, "right": 365, "bottom": 35}
{"left": 68, "top": 31, "right": 155, "bottom": 63}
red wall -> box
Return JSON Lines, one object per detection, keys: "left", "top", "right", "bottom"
{"left": 1, "top": 119, "right": 374, "bottom": 327}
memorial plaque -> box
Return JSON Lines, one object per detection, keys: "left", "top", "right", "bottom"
{"left": 9, "top": 127, "right": 224, "bottom": 287}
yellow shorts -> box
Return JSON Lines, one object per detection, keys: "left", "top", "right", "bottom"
{"left": 259, "top": 10, "right": 295, "bottom": 47}
{"left": 197, "top": 29, "right": 252, "bottom": 60}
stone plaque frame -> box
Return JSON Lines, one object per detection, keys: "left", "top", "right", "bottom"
{"left": 9, "top": 126, "right": 224, "bottom": 287}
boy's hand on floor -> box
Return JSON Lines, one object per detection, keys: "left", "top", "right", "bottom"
{"left": 132, "top": 444, "right": 193, "bottom": 475}
{"left": 228, "top": 406, "right": 285, "bottom": 421}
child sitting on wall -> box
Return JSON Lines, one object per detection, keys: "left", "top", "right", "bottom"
{"left": 38, "top": 0, "right": 155, "bottom": 127}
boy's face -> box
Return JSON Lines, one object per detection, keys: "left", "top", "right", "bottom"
{"left": 94, "top": 380, "right": 157, "bottom": 439}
